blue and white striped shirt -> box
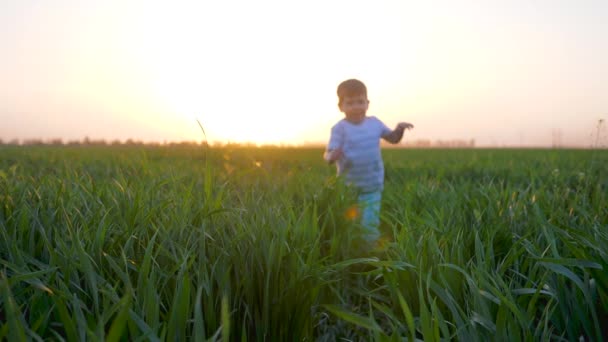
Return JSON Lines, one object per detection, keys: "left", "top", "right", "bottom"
{"left": 327, "top": 116, "right": 391, "bottom": 193}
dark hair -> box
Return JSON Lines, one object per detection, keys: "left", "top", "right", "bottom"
{"left": 337, "top": 79, "right": 367, "bottom": 106}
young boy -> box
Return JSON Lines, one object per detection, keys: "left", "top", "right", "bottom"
{"left": 324, "top": 79, "right": 413, "bottom": 244}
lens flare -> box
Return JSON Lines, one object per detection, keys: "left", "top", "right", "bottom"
{"left": 344, "top": 205, "right": 360, "bottom": 221}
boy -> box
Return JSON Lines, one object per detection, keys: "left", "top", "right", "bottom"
{"left": 324, "top": 79, "right": 413, "bottom": 244}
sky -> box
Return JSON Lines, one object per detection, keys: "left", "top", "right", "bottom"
{"left": 1, "top": 0, "right": 607, "bottom": 147}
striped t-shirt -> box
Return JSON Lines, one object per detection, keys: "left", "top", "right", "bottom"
{"left": 327, "top": 116, "right": 391, "bottom": 193}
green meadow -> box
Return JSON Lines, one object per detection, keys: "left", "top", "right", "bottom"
{"left": 1, "top": 146, "right": 607, "bottom": 341}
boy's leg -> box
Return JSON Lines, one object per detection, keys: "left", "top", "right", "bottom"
{"left": 358, "top": 191, "right": 382, "bottom": 242}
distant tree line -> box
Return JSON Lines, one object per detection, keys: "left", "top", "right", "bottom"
{"left": 389, "top": 139, "right": 476, "bottom": 148}
{"left": 1, "top": 137, "right": 476, "bottom": 148}
{"left": 0, "top": 138, "right": 280, "bottom": 148}
{"left": 0, "top": 137, "right": 206, "bottom": 147}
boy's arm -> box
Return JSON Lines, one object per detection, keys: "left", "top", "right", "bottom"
{"left": 382, "top": 122, "right": 414, "bottom": 144}
{"left": 325, "top": 124, "right": 345, "bottom": 163}
{"left": 324, "top": 148, "right": 343, "bottom": 163}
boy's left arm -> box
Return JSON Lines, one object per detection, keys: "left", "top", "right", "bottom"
{"left": 383, "top": 122, "right": 414, "bottom": 144}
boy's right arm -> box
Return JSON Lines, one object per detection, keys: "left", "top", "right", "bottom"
{"left": 324, "top": 148, "right": 343, "bottom": 163}
{"left": 325, "top": 124, "right": 345, "bottom": 164}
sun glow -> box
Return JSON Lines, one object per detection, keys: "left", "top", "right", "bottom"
{"left": 4, "top": 1, "right": 604, "bottom": 146}
{"left": 117, "top": 0, "right": 412, "bottom": 145}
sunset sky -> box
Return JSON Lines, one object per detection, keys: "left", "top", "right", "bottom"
{"left": 1, "top": 0, "right": 607, "bottom": 147}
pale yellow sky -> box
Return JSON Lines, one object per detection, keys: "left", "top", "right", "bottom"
{"left": 1, "top": 0, "right": 607, "bottom": 147}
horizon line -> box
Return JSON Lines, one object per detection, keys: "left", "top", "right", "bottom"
{"left": 1, "top": 137, "right": 604, "bottom": 150}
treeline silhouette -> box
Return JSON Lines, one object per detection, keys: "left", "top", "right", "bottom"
{"left": 385, "top": 139, "right": 476, "bottom": 148}
{"left": 2, "top": 137, "right": 476, "bottom": 148}
{"left": 0, "top": 137, "right": 204, "bottom": 147}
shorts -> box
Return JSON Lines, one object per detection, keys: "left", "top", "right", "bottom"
{"left": 358, "top": 191, "right": 382, "bottom": 242}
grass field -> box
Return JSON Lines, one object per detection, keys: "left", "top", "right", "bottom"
{"left": 1, "top": 146, "right": 607, "bottom": 341}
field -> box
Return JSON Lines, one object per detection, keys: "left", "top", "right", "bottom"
{"left": 1, "top": 146, "right": 607, "bottom": 341}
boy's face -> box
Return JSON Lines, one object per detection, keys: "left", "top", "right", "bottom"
{"left": 339, "top": 94, "right": 369, "bottom": 124}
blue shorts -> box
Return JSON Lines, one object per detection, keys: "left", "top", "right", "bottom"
{"left": 358, "top": 191, "right": 382, "bottom": 242}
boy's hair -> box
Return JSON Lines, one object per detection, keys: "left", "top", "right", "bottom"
{"left": 337, "top": 79, "right": 367, "bottom": 106}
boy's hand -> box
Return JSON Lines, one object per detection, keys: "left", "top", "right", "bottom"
{"left": 324, "top": 148, "right": 343, "bottom": 163}
{"left": 383, "top": 122, "right": 414, "bottom": 144}
{"left": 397, "top": 122, "right": 414, "bottom": 131}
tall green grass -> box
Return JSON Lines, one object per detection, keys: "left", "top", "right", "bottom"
{"left": 0, "top": 146, "right": 606, "bottom": 340}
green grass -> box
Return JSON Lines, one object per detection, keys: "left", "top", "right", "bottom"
{"left": 0, "top": 146, "right": 606, "bottom": 340}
